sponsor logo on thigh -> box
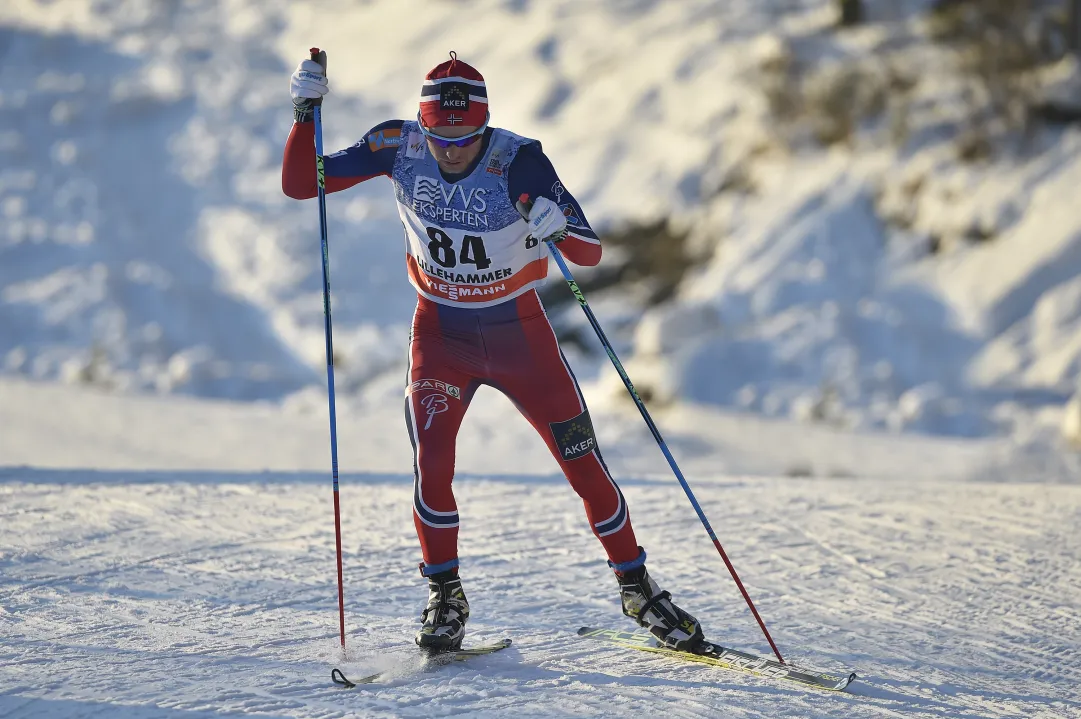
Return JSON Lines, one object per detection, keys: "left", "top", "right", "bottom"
{"left": 549, "top": 409, "right": 597, "bottom": 460}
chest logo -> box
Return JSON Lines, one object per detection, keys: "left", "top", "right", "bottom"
{"left": 412, "top": 176, "right": 487, "bottom": 211}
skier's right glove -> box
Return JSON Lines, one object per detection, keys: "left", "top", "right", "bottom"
{"left": 290, "top": 59, "right": 329, "bottom": 123}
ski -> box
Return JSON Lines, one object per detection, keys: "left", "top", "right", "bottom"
{"left": 331, "top": 638, "right": 512, "bottom": 688}
{"left": 578, "top": 627, "right": 856, "bottom": 692}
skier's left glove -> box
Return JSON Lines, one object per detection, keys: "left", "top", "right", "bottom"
{"left": 526, "top": 196, "right": 567, "bottom": 244}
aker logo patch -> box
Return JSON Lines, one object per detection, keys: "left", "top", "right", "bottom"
{"left": 550, "top": 410, "right": 597, "bottom": 461}
{"left": 366, "top": 128, "right": 401, "bottom": 151}
{"left": 409, "top": 378, "right": 461, "bottom": 400}
{"left": 440, "top": 82, "right": 470, "bottom": 110}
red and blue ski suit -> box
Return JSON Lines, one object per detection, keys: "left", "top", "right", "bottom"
{"left": 283, "top": 119, "right": 643, "bottom": 575}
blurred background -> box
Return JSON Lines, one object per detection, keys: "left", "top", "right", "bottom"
{"left": 3, "top": 0, "right": 1081, "bottom": 476}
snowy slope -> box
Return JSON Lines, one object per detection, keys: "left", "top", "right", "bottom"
{"left": 3, "top": 0, "right": 1081, "bottom": 450}
{"left": 0, "top": 375, "right": 995, "bottom": 480}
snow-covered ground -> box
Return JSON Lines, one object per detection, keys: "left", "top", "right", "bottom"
{"left": 2, "top": 378, "right": 1080, "bottom": 718}
{"left": 3, "top": 0, "right": 1081, "bottom": 716}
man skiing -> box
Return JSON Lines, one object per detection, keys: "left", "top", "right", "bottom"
{"left": 282, "top": 51, "right": 704, "bottom": 653}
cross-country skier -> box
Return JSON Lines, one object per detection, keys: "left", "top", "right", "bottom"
{"left": 282, "top": 51, "right": 704, "bottom": 653}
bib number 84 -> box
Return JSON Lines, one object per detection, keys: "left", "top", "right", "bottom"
{"left": 426, "top": 227, "right": 491, "bottom": 270}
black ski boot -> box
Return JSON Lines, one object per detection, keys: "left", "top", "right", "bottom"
{"left": 415, "top": 568, "right": 469, "bottom": 651}
{"left": 616, "top": 564, "right": 704, "bottom": 652}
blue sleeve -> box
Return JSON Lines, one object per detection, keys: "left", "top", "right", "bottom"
{"left": 507, "top": 142, "right": 600, "bottom": 241}
{"left": 323, "top": 119, "right": 405, "bottom": 181}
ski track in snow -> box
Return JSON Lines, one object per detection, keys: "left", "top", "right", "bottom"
{"left": 1, "top": 471, "right": 1078, "bottom": 718}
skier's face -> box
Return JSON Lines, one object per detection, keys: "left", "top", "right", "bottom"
{"left": 426, "top": 125, "right": 484, "bottom": 174}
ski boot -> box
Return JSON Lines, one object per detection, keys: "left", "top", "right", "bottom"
{"left": 613, "top": 551, "right": 704, "bottom": 652}
{"left": 415, "top": 566, "right": 469, "bottom": 651}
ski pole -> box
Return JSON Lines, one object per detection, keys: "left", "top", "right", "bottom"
{"left": 517, "top": 195, "right": 785, "bottom": 664}
{"left": 309, "top": 46, "right": 347, "bottom": 651}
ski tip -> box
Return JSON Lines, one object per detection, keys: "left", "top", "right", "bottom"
{"left": 499, "top": 637, "right": 513, "bottom": 648}
{"left": 576, "top": 626, "right": 590, "bottom": 636}
{"left": 330, "top": 668, "right": 356, "bottom": 689}
{"left": 834, "top": 672, "right": 857, "bottom": 691}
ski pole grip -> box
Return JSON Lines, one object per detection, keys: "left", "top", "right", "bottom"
{"left": 309, "top": 47, "right": 328, "bottom": 107}
{"left": 515, "top": 193, "right": 533, "bottom": 220}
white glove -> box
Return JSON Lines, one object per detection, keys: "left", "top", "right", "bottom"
{"left": 290, "top": 59, "right": 329, "bottom": 108}
{"left": 527, "top": 196, "right": 568, "bottom": 243}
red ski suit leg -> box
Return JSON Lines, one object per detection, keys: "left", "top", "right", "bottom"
{"left": 405, "top": 291, "right": 640, "bottom": 569}
{"left": 405, "top": 304, "right": 476, "bottom": 569}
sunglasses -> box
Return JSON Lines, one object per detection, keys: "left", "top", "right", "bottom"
{"left": 417, "top": 111, "right": 490, "bottom": 148}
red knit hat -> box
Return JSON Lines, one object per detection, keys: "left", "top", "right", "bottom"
{"left": 419, "top": 51, "right": 489, "bottom": 130}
